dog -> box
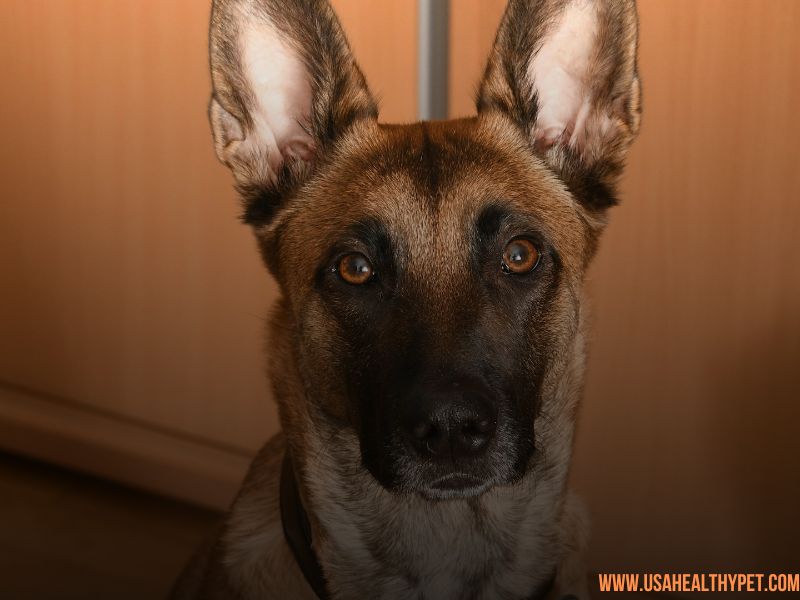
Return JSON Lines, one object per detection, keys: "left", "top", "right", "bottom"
{"left": 171, "top": 0, "right": 640, "bottom": 598}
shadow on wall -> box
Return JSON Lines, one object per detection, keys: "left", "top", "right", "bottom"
{"left": 573, "top": 268, "right": 800, "bottom": 575}
{"left": 701, "top": 314, "right": 800, "bottom": 572}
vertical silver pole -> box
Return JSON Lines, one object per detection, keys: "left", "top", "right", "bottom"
{"left": 417, "top": 0, "right": 449, "bottom": 120}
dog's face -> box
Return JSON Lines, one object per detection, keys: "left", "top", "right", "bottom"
{"left": 273, "top": 118, "right": 594, "bottom": 499}
{"left": 209, "top": 0, "right": 640, "bottom": 499}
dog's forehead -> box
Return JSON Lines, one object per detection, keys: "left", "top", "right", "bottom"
{"left": 281, "top": 116, "right": 589, "bottom": 282}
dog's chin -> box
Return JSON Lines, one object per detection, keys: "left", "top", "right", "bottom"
{"left": 417, "top": 473, "right": 495, "bottom": 501}
{"left": 364, "top": 460, "right": 500, "bottom": 501}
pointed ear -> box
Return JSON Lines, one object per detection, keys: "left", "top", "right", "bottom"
{"left": 477, "top": 0, "right": 641, "bottom": 210}
{"left": 209, "top": 0, "right": 377, "bottom": 224}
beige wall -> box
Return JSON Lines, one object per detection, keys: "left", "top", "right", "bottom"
{"left": 1, "top": 0, "right": 798, "bottom": 577}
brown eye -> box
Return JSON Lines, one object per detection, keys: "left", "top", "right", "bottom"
{"left": 502, "top": 239, "right": 540, "bottom": 274}
{"left": 338, "top": 253, "right": 374, "bottom": 285}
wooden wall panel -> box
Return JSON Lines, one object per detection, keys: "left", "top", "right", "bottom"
{"left": 0, "top": 0, "right": 274, "bottom": 455}
{"left": 0, "top": 1, "right": 274, "bottom": 448}
{"left": 0, "top": 0, "right": 416, "bottom": 503}
{"left": 574, "top": 0, "right": 800, "bottom": 574}
{"left": 448, "top": 0, "right": 506, "bottom": 118}
{"left": 334, "top": 0, "right": 417, "bottom": 123}
{"left": 451, "top": 0, "right": 800, "bottom": 574}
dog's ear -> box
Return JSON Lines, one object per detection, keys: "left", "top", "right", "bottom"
{"left": 477, "top": 0, "right": 641, "bottom": 211}
{"left": 209, "top": 0, "right": 377, "bottom": 224}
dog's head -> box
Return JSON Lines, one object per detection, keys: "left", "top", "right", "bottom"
{"left": 209, "top": 0, "right": 640, "bottom": 500}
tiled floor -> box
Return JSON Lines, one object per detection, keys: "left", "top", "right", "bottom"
{"left": 0, "top": 452, "right": 221, "bottom": 600}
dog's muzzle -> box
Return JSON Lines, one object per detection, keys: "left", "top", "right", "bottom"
{"left": 359, "top": 371, "right": 535, "bottom": 500}
{"left": 395, "top": 377, "right": 502, "bottom": 498}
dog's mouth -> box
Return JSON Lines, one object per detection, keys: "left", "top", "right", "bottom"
{"left": 420, "top": 472, "right": 493, "bottom": 500}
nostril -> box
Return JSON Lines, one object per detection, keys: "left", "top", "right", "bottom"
{"left": 407, "top": 419, "right": 447, "bottom": 457}
{"left": 463, "top": 417, "right": 493, "bottom": 436}
{"left": 454, "top": 411, "right": 497, "bottom": 455}
{"left": 459, "top": 419, "right": 493, "bottom": 450}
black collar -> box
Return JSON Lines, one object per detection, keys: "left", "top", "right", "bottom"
{"left": 280, "top": 450, "right": 563, "bottom": 600}
{"left": 280, "top": 450, "right": 330, "bottom": 599}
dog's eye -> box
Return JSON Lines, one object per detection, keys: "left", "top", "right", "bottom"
{"left": 337, "top": 253, "right": 374, "bottom": 285}
{"left": 501, "top": 239, "right": 540, "bottom": 274}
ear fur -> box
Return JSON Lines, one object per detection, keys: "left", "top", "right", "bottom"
{"left": 477, "top": 0, "right": 641, "bottom": 210}
{"left": 209, "top": 0, "right": 377, "bottom": 224}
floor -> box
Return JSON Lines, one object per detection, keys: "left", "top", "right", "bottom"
{"left": 0, "top": 452, "right": 221, "bottom": 600}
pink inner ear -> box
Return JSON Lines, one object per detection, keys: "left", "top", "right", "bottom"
{"left": 242, "top": 20, "right": 314, "bottom": 175}
{"left": 281, "top": 138, "right": 316, "bottom": 163}
{"left": 528, "top": 0, "right": 600, "bottom": 152}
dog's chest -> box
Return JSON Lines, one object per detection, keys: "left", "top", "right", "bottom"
{"left": 312, "top": 471, "right": 563, "bottom": 600}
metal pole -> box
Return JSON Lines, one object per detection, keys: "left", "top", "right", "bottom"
{"left": 417, "top": 0, "right": 449, "bottom": 120}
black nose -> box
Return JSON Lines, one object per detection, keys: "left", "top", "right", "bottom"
{"left": 403, "top": 381, "right": 497, "bottom": 460}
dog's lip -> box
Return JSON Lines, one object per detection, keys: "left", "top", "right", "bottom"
{"left": 428, "top": 472, "right": 485, "bottom": 491}
{"left": 419, "top": 472, "right": 494, "bottom": 500}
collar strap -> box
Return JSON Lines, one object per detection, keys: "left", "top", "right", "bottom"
{"left": 280, "top": 450, "right": 330, "bottom": 599}
{"left": 280, "top": 449, "right": 563, "bottom": 600}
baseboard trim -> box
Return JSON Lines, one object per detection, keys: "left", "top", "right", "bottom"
{"left": 0, "top": 385, "right": 254, "bottom": 510}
